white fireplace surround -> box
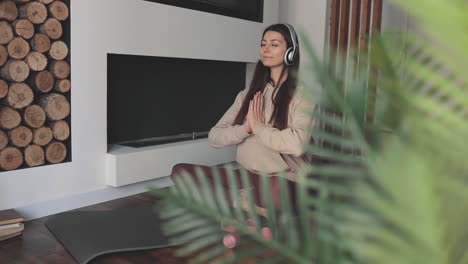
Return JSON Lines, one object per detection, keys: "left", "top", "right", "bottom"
{"left": 103, "top": 0, "right": 278, "bottom": 187}
{"left": 106, "top": 139, "right": 236, "bottom": 187}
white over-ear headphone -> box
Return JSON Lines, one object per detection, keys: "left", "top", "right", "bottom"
{"left": 282, "top": 23, "right": 299, "bottom": 66}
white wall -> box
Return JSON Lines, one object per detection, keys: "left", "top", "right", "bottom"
{"left": 279, "top": 0, "right": 328, "bottom": 63}
{"left": 0, "top": 0, "right": 280, "bottom": 219}
{"left": 382, "top": 1, "right": 411, "bottom": 32}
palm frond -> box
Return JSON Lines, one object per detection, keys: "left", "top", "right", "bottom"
{"left": 150, "top": 1, "right": 468, "bottom": 263}
{"left": 391, "top": 0, "right": 468, "bottom": 79}
{"left": 151, "top": 165, "right": 315, "bottom": 264}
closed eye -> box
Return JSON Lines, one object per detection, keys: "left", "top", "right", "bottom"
{"left": 261, "top": 44, "right": 279, "bottom": 47}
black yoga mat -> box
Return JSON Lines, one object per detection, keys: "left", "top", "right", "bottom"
{"left": 45, "top": 205, "right": 173, "bottom": 264}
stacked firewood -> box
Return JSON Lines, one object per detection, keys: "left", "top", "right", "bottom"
{"left": 0, "top": 0, "right": 70, "bottom": 171}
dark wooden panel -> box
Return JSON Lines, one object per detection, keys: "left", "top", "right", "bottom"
{"left": 350, "top": 0, "right": 362, "bottom": 48}
{"left": 338, "top": 0, "right": 350, "bottom": 51}
{"left": 359, "top": 0, "right": 372, "bottom": 52}
{"left": 372, "top": 0, "right": 383, "bottom": 31}
{"left": 330, "top": 0, "right": 341, "bottom": 52}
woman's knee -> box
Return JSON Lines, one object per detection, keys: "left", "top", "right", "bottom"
{"left": 170, "top": 163, "right": 196, "bottom": 180}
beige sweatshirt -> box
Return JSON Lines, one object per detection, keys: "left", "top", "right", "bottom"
{"left": 208, "top": 82, "right": 315, "bottom": 174}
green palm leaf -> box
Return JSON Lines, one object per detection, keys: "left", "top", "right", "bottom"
{"left": 151, "top": 166, "right": 314, "bottom": 264}
{"left": 150, "top": 1, "right": 468, "bottom": 263}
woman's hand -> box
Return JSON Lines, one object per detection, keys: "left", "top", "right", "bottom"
{"left": 245, "top": 102, "right": 253, "bottom": 134}
{"left": 250, "top": 91, "right": 265, "bottom": 131}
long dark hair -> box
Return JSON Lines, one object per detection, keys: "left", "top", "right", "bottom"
{"left": 233, "top": 24, "right": 300, "bottom": 130}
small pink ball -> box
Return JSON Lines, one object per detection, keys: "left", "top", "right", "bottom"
{"left": 223, "top": 234, "right": 238, "bottom": 248}
{"left": 262, "top": 227, "right": 273, "bottom": 240}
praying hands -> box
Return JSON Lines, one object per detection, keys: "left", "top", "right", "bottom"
{"left": 246, "top": 91, "right": 265, "bottom": 134}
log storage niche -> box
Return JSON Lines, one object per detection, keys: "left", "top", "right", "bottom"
{"left": 0, "top": 0, "right": 70, "bottom": 171}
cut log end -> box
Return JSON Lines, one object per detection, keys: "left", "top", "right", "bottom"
{"left": 19, "top": 2, "right": 47, "bottom": 24}
{"left": 10, "top": 125, "right": 33, "bottom": 147}
{"left": 33, "top": 126, "right": 52, "bottom": 146}
{"left": 7, "top": 37, "right": 30, "bottom": 59}
{"left": 0, "top": 1, "right": 19, "bottom": 22}
{"left": 49, "top": 1, "right": 69, "bottom": 21}
{"left": 39, "top": 93, "right": 70, "bottom": 120}
{"left": 26, "top": 51, "right": 48, "bottom": 71}
{"left": 0, "top": 21, "right": 14, "bottom": 45}
{"left": 0, "top": 130, "right": 9, "bottom": 150}
{"left": 30, "top": 33, "right": 51, "bottom": 53}
{"left": 6, "top": 82, "right": 34, "bottom": 109}
{"left": 54, "top": 79, "right": 70, "bottom": 93}
{"left": 25, "top": 144, "right": 45, "bottom": 167}
{"left": 39, "top": 18, "right": 63, "bottom": 39}
{"left": 0, "top": 106, "right": 21, "bottom": 130}
{"left": 12, "top": 19, "right": 34, "bottom": 39}
{"left": 32, "top": 71, "right": 54, "bottom": 93}
{"left": 49, "top": 60, "right": 69, "bottom": 79}
{"left": 0, "top": 147, "right": 23, "bottom": 170}
{"left": 1, "top": 59, "right": 30, "bottom": 82}
{"left": 51, "top": 120, "right": 69, "bottom": 141}
{"left": 0, "top": 45, "right": 8, "bottom": 67}
{"left": 24, "top": 104, "right": 46, "bottom": 128}
{"left": 45, "top": 141, "right": 66, "bottom": 163}
{"left": 49, "top": 40, "right": 68, "bottom": 60}
{"left": 0, "top": 79, "right": 8, "bottom": 98}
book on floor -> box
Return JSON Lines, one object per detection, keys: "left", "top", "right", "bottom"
{"left": 0, "top": 231, "right": 21, "bottom": 242}
{"left": 0, "top": 222, "right": 22, "bottom": 231}
{"left": 0, "top": 223, "right": 24, "bottom": 238}
{"left": 0, "top": 209, "right": 24, "bottom": 225}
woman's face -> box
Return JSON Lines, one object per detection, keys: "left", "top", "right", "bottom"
{"left": 260, "top": 30, "right": 288, "bottom": 68}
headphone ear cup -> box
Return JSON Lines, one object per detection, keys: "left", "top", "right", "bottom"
{"left": 284, "top": 47, "right": 293, "bottom": 65}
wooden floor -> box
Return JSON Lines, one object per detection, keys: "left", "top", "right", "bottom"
{"left": 0, "top": 191, "right": 192, "bottom": 264}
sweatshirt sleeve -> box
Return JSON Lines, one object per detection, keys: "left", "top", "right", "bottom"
{"left": 252, "top": 95, "right": 315, "bottom": 157}
{"left": 208, "top": 89, "right": 251, "bottom": 148}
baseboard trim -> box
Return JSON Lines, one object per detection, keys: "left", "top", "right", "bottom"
{"left": 17, "top": 177, "right": 174, "bottom": 221}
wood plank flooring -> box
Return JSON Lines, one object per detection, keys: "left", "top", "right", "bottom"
{"left": 0, "top": 191, "right": 192, "bottom": 264}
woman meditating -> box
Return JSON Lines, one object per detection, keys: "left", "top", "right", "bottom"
{"left": 170, "top": 23, "right": 315, "bottom": 213}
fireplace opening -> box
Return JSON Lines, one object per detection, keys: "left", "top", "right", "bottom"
{"left": 107, "top": 54, "right": 246, "bottom": 148}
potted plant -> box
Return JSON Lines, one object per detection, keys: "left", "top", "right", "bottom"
{"left": 152, "top": 1, "right": 468, "bottom": 263}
